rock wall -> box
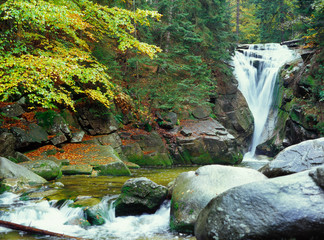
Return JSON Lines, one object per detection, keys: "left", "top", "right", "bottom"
{"left": 212, "top": 76, "right": 254, "bottom": 151}
{"left": 256, "top": 48, "right": 324, "bottom": 156}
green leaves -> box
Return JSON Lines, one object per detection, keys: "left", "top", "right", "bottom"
{"left": 0, "top": 0, "right": 162, "bottom": 110}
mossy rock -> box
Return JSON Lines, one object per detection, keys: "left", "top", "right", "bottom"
{"left": 27, "top": 189, "right": 60, "bottom": 200}
{"left": 114, "top": 177, "right": 168, "bottom": 217}
{"left": 72, "top": 197, "right": 101, "bottom": 207}
{"left": 84, "top": 207, "right": 105, "bottom": 226}
{"left": 94, "top": 161, "right": 131, "bottom": 176}
{"left": 0, "top": 182, "right": 10, "bottom": 194}
{"left": 128, "top": 152, "right": 172, "bottom": 167}
{"left": 61, "top": 164, "right": 93, "bottom": 175}
{"left": 21, "top": 160, "right": 62, "bottom": 181}
{"left": 123, "top": 161, "right": 140, "bottom": 169}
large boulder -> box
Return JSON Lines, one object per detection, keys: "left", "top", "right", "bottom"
{"left": 195, "top": 168, "right": 324, "bottom": 240}
{"left": 170, "top": 165, "right": 267, "bottom": 233}
{"left": 10, "top": 123, "right": 49, "bottom": 150}
{"left": 0, "top": 157, "right": 47, "bottom": 184}
{"left": 90, "top": 145, "right": 131, "bottom": 176}
{"left": 85, "top": 132, "right": 126, "bottom": 160}
{"left": 36, "top": 110, "right": 72, "bottom": 138}
{"left": 76, "top": 103, "right": 118, "bottom": 135}
{"left": 122, "top": 142, "right": 144, "bottom": 162}
{"left": 0, "top": 103, "right": 25, "bottom": 118}
{"left": 173, "top": 119, "right": 242, "bottom": 165}
{"left": 0, "top": 132, "right": 16, "bottom": 158}
{"left": 94, "top": 161, "right": 131, "bottom": 176}
{"left": 21, "top": 160, "right": 62, "bottom": 181}
{"left": 114, "top": 177, "right": 168, "bottom": 217}
{"left": 127, "top": 131, "right": 172, "bottom": 167}
{"left": 261, "top": 138, "right": 324, "bottom": 177}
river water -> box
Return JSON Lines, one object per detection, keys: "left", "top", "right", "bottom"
{"left": 0, "top": 167, "right": 198, "bottom": 240}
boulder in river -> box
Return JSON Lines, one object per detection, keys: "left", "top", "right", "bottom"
{"left": 0, "top": 157, "right": 47, "bottom": 190}
{"left": 61, "top": 164, "right": 93, "bottom": 175}
{"left": 114, "top": 177, "right": 168, "bottom": 217}
{"left": 195, "top": 167, "right": 324, "bottom": 240}
{"left": 21, "top": 159, "right": 62, "bottom": 181}
{"left": 170, "top": 165, "right": 267, "bottom": 233}
{"left": 260, "top": 137, "right": 324, "bottom": 177}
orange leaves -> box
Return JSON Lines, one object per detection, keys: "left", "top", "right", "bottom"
{"left": 114, "top": 92, "right": 134, "bottom": 115}
{"left": 25, "top": 143, "right": 117, "bottom": 166}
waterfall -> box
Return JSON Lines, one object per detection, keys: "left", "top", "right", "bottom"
{"left": 232, "top": 43, "right": 296, "bottom": 160}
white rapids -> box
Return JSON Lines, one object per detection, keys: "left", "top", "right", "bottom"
{"left": 232, "top": 43, "right": 298, "bottom": 160}
{"left": 0, "top": 192, "right": 176, "bottom": 240}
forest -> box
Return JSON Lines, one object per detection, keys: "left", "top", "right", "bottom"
{"left": 0, "top": 0, "right": 322, "bottom": 120}
{"left": 0, "top": 1, "right": 324, "bottom": 239}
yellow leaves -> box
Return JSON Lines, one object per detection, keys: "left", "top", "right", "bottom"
{"left": 0, "top": 0, "right": 163, "bottom": 110}
{"left": 84, "top": 89, "right": 113, "bottom": 108}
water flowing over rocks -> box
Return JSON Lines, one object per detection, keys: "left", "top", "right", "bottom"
{"left": 232, "top": 44, "right": 298, "bottom": 158}
{"left": 195, "top": 168, "right": 324, "bottom": 240}
{"left": 170, "top": 165, "right": 267, "bottom": 233}
{"left": 253, "top": 48, "right": 323, "bottom": 156}
{"left": 114, "top": 177, "right": 168, "bottom": 217}
{"left": 261, "top": 138, "right": 324, "bottom": 177}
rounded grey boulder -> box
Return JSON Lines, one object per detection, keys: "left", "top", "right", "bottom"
{"left": 114, "top": 177, "right": 168, "bottom": 217}
{"left": 170, "top": 165, "right": 267, "bottom": 233}
{"left": 195, "top": 168, "right": 324, "bottom": 240}
{"left": 261, "top": 138, "right": 324, "bottom": 177}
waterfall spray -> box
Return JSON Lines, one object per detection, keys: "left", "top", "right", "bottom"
{"left": 233, "top": 43, "right": 296, "bottom": 160}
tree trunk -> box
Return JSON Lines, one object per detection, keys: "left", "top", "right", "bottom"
{"left": 236, "top": 0, "right": 240, "bottom": 39}
{"left": 165, "top": 0, "right": 174, "bottom": 53}
{"left": 0, "top": 220, "right": 87, "bottom": 240}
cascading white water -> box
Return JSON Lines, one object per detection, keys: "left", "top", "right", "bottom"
{"left": 0, "top": 193, "right": 174, "bottom": 240}
{"left": 232, "top": 43, "right": 297, "bottom": 160}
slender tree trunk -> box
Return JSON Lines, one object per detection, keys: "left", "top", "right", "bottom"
{"left": 279, "top": 0, "right": 284, "bottom": 42}
{"left": 0, "top": 220, "right": 87, "bottom": 240}
{"left": 133, "top": 0, "right": 139, "bottom": 79}
{"left": 165, "top": 0, "right": 174, "bottom": 53}
{"left": 236, "top": 0, "right": 240, "bottom": 39}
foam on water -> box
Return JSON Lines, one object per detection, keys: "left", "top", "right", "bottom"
{"left": 232, "top": 43, "right": 298, "bottom": 159}
{"left": 0, "top": 193, "right": 173, "bottom": 240}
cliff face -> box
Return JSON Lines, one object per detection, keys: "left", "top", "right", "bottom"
{"left": 256, "top": 47, "right": 324, "bottom": 156}
{"left": 212, "top": 76, "right": 254, "bottom": 151}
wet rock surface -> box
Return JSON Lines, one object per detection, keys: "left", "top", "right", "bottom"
{"left": 195, "top": 168, "right": 324, "bottom": 240}
{"left": 21, "top": 159, "right": 62, "bottom": 181}
{"left": 170, "top": 165, "right": 267, "bottom": 233}
{"left": 171, "top": 119, "right": 242, "bottom": 165}
{"left": 261, "top": 138, "right": 324, "bottom": 177}
{"left": 114, "top": 177, "right": 168, "bottom": 217}
{"left": 0, "top": 157, "right": 47, "bottom": 184}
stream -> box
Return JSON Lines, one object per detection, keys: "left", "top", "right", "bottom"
{"left": 0, "top": 167, "right": 198, "bottom": 240}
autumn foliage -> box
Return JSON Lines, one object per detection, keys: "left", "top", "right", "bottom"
{"left": 0, "top": 0, "right": 161, "bottom": 110}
